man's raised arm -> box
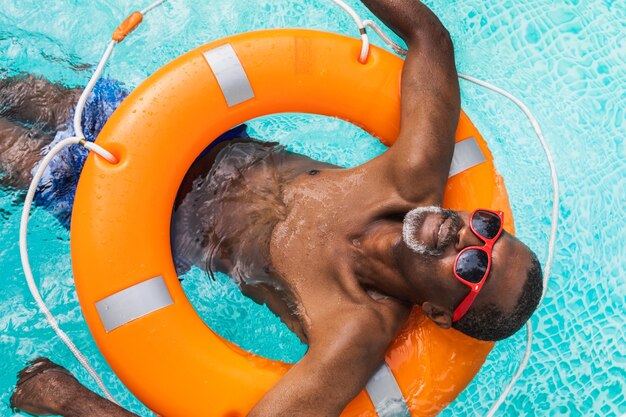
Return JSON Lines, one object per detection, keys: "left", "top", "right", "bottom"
{"left": 363, "top": 0, "right": 460, "bottom": 203}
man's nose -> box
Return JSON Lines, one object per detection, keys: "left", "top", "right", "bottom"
{"left": 455, "top": 223, "right": 484, "bottom": 251}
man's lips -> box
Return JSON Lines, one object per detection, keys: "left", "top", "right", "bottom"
{"left": 417, "top": 212, "right": 448, "bottom": 251}
{"left": 419, "top": 213, "right": 456, "bottom": 253}
{"left": 436, "top": 216, "right": 453, "bottom": 250}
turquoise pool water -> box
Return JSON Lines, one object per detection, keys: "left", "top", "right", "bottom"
{"left": 1, "top": 0, "right": 624, "bottom": 416}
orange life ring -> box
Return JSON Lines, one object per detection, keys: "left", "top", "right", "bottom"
{"left": 71, "top": 29, "right": 514, "bottom": 417}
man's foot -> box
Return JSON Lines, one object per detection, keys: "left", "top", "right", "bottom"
{"left": 10, "top": 357, "right": 79, "bottom": 416}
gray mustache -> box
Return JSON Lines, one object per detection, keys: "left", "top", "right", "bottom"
{"left": 402, "top": 206, "right": 461, "bottom": 257}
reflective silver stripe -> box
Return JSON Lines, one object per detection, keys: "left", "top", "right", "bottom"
{"left": 203, "top": 44, "right": 254, "bottom": 107}
{"left": 95, "top": 276, "right": 173, "bottom": 332}
{"left": 365, "top": 363, "right": 411, "bottom": 417}
{"left": 448, "top": 137, "right": 486, "bottom": 177}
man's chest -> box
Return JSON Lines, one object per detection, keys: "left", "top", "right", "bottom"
{"left": 267, "top": 171, "right": 374, "bottom": 301}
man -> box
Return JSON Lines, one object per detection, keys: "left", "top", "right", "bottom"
{"left": 8, "top": 0, "right": 543, "bottom": 416}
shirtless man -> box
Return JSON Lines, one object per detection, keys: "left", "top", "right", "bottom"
{"left": 7, "top": 0, "right": 544, "bottom": 416}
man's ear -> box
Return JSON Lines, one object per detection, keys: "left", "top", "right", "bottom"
{"left": 422, "top": 302, "right": 453, "bottom": 329}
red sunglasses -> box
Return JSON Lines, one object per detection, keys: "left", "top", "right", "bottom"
{"left": 452, "top": 209, "right": 504, "bottom": 322}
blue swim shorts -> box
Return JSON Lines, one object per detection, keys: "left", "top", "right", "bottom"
{"left": 32, "top": 78, "right": 248, "bottom": 229}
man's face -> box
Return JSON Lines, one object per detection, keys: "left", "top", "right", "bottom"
{"left": 399, "top": 206, "right": 533, "bottom": 326}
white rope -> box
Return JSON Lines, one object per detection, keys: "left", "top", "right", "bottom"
{"left": 457, "top": 73, "right": 559, "bottom": 296}
{"left": 459, "top": 72, "right": 559, "bottom": 417}
{"left": 140, "top": 0, "right": 166, "bottom": 15}
{"left": 22, "top": 0, "right": 558, "bottom": 413}
{"left": 485, "top": 323, "right": 533, "bottom": 417}
{"left": 82, "top": 140, "right": 118, "bottom": 163}
{"left": 72, "top": 0, "right": 165, "bottom": 140}
{"left": 363, "top": 19, "right": 407, "bottom": 56}
{"left": 18, "top": 0, "right": 167, "bottom": 403}
{"left": 327, "top": 0, "right": 370, "bottom": 62}
{"left": 72, "top": 41, "right": 116, "bottom": 140}
{"left": 331, "top": 4, "right": 560, "bottom": 415}
{"left": 20, "top": 137, "right": 119, "bottom": 403}
{"left": 337, "top": 7, "right": 559, "bottom": 415}
{"left": 332, "top": 1, "right": 559, "bottom": 290}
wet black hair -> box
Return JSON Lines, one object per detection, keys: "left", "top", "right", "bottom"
{"left": 452, "top": 252, "right": 543, "bottom": 341}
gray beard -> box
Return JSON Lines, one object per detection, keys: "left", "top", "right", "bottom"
{"left": 402, "top": 206, "right": 461, "bottom": 257}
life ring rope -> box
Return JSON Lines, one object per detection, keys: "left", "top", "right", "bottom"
{"left": 18, "top": 1, "right": 559, "bottom": 416}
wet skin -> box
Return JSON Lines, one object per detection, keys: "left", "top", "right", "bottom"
{"left": 177, "top": 144, "right": 531, "bottom": 346}
{"left": 0, "top": 75, "right": 80, "bottom": 188}
{"left": 173, "top": 132, "right": 532, "bottom": 417}
{"left": 171, "top": 1, "right": 535, "bottom": 414}
{"left": 3, "top": 1, "right": 536, "bottom": 416}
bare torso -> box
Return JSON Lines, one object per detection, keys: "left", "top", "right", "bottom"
{"left": 5, "top": 0, "right": 472, "bottom": 415}
{"left": 172, "top": 139, "right": 410, "bottom": 343}
{"left": 163, "top": 1, "right": 462, "bottom": 414}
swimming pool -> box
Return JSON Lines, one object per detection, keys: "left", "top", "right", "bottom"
{"left": 1, "top": 0, "right": 624, "bottom": 416}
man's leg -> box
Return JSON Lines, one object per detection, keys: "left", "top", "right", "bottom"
{"left": 0, "top": 74, "right": 80, "bottom": 134}
{"left": 0, "top": 74, "right": 80, "bottom": 189}
{"left": 0, "top": 118, "right": 52, "bottom": 188}
{"left": 10, "top": 358, "right": 140, "bottom": 417}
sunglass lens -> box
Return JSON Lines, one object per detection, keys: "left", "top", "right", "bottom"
{"left": 472, "top": 210, "right": 501, "bottom": 240}
{"left": 455, "top": 249, "right": 489, "bottom": 283}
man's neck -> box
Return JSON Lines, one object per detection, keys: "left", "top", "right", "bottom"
{"left": 354, "top": 222, "right": 421, "bottom": 305}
